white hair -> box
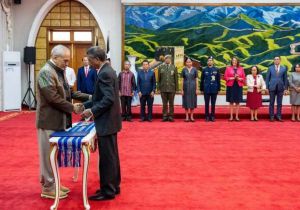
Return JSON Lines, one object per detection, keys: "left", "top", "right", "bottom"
{"left": 124, "top": 61, "right": 131, "bottom": 65}
{"left": 51, "top": 45, "right": 70, "bottom": 58}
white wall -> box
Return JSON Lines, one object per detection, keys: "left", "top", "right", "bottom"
{"left": 11, "top": 0, "right": 122, "bottom": 110}
{"left": 12, "top": 0, "right": 45, "bottom": 110}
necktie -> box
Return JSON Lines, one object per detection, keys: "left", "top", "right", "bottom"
{"left": 276, "top": 65, "right": 279, "bottom": 75}
{"left": 85, "top": 67, "right": 88, "bottom": 77}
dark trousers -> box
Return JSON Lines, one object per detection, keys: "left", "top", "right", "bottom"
{"left": 161, "top": 92, "right": 175, "bottom": 119}
{"left": 140, "top": 94, "right": 154, "bottom": 120}
{"left": 269, "top": 86, "right": 284, "bottom": 118}
{"left": 204, "top": 93, "right": 217, "bottom": 118}
{"left": 120, "top": 96, "right": 132, "bottom": 119}
{"left": 98, "top": 133, "right": 121, "bottom": 196}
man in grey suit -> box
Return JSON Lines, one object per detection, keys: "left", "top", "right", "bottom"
{"left": 82, "top": 46, "right": 122, "bottom": 201}
{"left": 266, "top": 56, "right": 289, "bottom": 121}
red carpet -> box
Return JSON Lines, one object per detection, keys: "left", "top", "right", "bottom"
{"left": 0, "top": 111, "right": 300, "bottom": 210}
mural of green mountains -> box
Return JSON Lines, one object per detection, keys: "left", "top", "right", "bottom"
{"left": 125, "top": 6, "right": 300, "bottom": 75}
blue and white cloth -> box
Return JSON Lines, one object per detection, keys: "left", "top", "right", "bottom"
{"left": 57, "top": 122, "right": 94, "bottom": 167}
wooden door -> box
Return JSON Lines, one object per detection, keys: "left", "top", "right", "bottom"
{"left": 72, "top": 44, "right": 91, "bottom": 75}
{"left": 72, "top": 44, "right": 92, "bottom": 91}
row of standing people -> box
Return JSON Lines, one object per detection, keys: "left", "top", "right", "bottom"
{"left": 224, "top": 56, "right": 300, "bottom": 122}
{"left": 119, "top": 55, "right": 300, "bottom": 122}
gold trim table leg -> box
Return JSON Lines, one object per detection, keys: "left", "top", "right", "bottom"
{"left": 50, "top": 144, "right": 60, "bottom": 210}
{"left": 73, "top": 167, "right": 79, "bottom": 182}
{"left": 82, "top": 144, "right": 90, "bottom": 210}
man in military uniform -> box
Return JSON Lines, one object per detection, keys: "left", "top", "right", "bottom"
{"left": 158, "top": 55, "right": 179, "bottom": 122}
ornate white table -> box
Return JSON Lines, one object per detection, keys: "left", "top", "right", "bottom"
{"left": 49, "top": 122, "right": 96, "bottom": 210}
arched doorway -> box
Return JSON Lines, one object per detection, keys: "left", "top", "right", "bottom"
{"left": 28, "top": 0, "right": 106, "bottom": 91}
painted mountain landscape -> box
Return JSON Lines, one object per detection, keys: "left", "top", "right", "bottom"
{"left": 125, "top": 5, "right": 300, "bottom": 73}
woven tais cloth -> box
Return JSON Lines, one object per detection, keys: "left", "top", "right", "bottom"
{"left": 57, "top": 122, "right": 94, "bottom": 167}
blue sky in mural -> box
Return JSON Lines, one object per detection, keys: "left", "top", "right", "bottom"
{"left": 126, "top": 6, "right": 300, "bottom": 30}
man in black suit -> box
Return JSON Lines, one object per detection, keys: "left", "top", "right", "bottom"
{"left": 82, "top": 46, "right": 122, "bottom": 201}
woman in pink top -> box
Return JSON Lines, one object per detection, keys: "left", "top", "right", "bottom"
{"left": 224, "top": 57, "right": 246, "bottom": 121}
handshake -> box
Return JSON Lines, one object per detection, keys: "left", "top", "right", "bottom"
{"left": 73, "top": 103, "right": 93, "bottom": 120}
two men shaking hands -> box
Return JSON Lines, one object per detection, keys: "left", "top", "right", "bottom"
{"left": 73, "top": 103, "right": 93, "bottom": 120}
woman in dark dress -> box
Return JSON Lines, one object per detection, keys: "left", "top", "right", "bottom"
{"left": 181, "top": 58, "right": 198, "bottom": 122}
{"left": 224, "top": 57, "right": 246, "bottom": 121}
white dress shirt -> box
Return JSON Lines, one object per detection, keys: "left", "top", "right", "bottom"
{"left": 65, "top": 66, "right": 76, "bottom": 87}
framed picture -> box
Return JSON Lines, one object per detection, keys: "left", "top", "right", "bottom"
{"left": 123, "top": 3, "right": 300, "bottom": 91}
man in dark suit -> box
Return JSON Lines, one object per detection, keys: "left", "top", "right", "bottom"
{"left": 77, "top": 56, "right": 97, "bottom": 94}
{"left": 137, "top": 60, "right": 156, "bottom": 122}
{"left": 266, "top": 56, "right": 289, "bottom": 122}
{"left": 82, "top": 47, "right": 122, "bottom": 201}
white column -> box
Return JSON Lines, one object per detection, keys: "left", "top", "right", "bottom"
{"left": 0, "top": 2, "right": 5, "bottom": 111}
{"left": 0, "top": 0, "right": 14, "bottom": 111}
{"left": 127, "top": 55, "right": 140, "bottom": 106}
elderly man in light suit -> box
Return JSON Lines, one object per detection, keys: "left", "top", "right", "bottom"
{"left": 266, "top": 56, "right": 289, "bottom": 122}
{"left": 36, "top": 45, "right": 85, "bottom": 199}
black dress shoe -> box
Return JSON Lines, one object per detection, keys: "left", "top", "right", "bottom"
{"left": 139, "top": 119, "right": 145, "bottom": 122}
{"left": 162, "top": 118, "right": 168, "bottom": 122}
{"left": 270, "top": 117, "right": 274, "bottom": 122}
{"left": 88, "top": 192, "right": 115, "bottom": 201}
{"left": 277, "top": 118, "right": 283, "bottom": 122}
{"left": 205, "top": 117, "right": 210, "bottom": 122}
{"left": 95, "top": 188, "right": 120, "bottom": 195}
{"left": 127, "top": 118, "right": 133, "bottom": 122}
{"left": 147, "top": 119, "right": 152, "bottom": 122}
{"left": 168, "top": 117, "right": 174, "bottom": 122}
{"left": 210, "top": 116, "right": 215, "bottom": 122}
{"left": 275, "top": 116, "right": 283, "bottom": 122}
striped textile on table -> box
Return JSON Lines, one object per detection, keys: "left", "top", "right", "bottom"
{"left": 57, "top": 122, "right": 94, "bottom": 167}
